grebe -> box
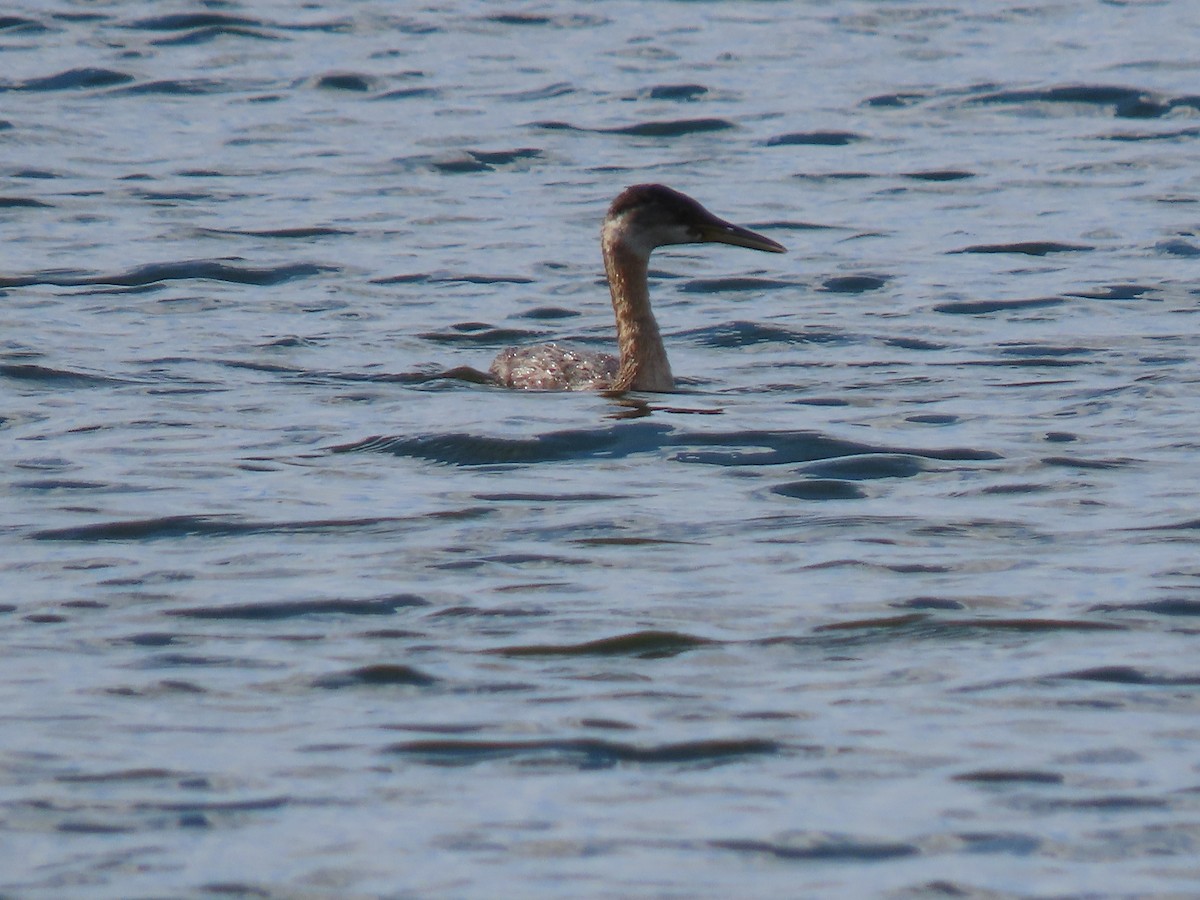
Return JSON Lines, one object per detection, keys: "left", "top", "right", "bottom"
{"left": 489, "top": 184, "right": 786, "bottom": 392}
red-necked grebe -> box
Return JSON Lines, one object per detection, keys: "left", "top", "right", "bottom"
{"left": 489, "top": 184, "right": 786, "bottom": 392}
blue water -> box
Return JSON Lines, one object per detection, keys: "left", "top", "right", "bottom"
{"left": 4, "top": 2, "right": 1200, "bottom": 896}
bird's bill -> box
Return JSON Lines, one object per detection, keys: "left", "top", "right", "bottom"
{"left": 696, "top": 218, "right": 787, "bottom": 253}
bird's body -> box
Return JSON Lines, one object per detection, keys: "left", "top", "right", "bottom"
{"left": 489, "top": 184, "right": 785, "bottom": 392}
{"left": 488, "top": 342, "right": 618, "bottom": 392}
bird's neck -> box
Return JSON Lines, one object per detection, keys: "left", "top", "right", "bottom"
{"left": 601, "top": 225, "right": 674, "bottom": 392}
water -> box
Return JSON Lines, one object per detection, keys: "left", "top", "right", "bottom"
{"left": 4, "top": 1, "right": 1200, "bottom": 896}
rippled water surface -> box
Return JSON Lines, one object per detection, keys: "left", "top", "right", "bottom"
{"left": 5, "top": 1, "right": 1200, "bottom": 896}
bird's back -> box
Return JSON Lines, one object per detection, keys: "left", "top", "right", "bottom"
{"left": 489, "top": 342, "right": 619, "bottom": 391}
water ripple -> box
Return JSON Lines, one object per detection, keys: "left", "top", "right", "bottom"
{"left": 123, "top": 13, "right": 265, "bottom": 31}
{"left": 313, "top": 664, "right": 439, "bottom": 689}
{"left": 1, "top": 67, "right": 133, "bottom": 91}
{"left": 166, "top": 595, "right": 428, "bottom": 620}
{"left": 487, "top": 630, "right": 716, "bottom": 659}
{"left": 333, "top": 423, "right": 674, "bottom": 465}
{"left": 951, "top": 241, "right": 1095, "bottom": 256}
{"left": 766, "top": 130, "right": 864, "bottom": 146}
{"left": 0, "top": 260, "right": 333, "bottom": 289}
{"left": 31, "top": 512, "right": 489, "bottom": 541}
{"left": 384, "top": 737, "right": 780, "bottom": 768}
{"left": 712, "top": 835, "right": 918, "bottom": 862}
{"left": 533, "top": 118, "right": 736, "bottom": 137}
{"left": 968, "top": 83, "right": 1177, "bottom": 118}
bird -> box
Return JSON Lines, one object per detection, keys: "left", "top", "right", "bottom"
{"left": 488, "top": 184, "right": 786, "bottom": 392}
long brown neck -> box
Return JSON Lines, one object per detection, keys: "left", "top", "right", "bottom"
{"left": 602, "top": 226, "right": 674, "bottom": 392}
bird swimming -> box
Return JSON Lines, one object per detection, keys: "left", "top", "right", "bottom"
{"left": 489, "top": 184, "right": 786, "bottom": 392}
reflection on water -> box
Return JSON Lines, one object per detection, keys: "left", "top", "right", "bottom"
{"left": 4, "top": 0, "right": 1200, "bottom": 896}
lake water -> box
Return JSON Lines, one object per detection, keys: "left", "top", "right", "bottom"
{"left": 4, "top": 1, "right": 1200, "bottom": 896}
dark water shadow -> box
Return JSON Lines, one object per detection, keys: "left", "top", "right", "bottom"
{"left": 382, "top": 736, "right": 779, "bottom": 769}
{"left": 0, "top": 259, "right": 333, "bottom": 289}
{"left": 332, "top": 423, "right": 1001, "bottom": 469}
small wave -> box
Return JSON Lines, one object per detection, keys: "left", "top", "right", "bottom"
{"left": 533, "top": 118, "right": 735, "bottom": 137}
{"left": 952, "top": 241, "right": 1093, "bottom": 256}
{"left": 957, "top": 356, "right": 1090, "bottom": 369}
{"left": 0, "top": 16, "right": 46, "bottom": 33}
{"left": 220, "top": 361, "right": 496, "bottom": 388}
{"left": 466, "top": 148, "right": 543, "bottom": 167}
{"left": 968, "top": 84, "right": 1172, "bottom": 118}
{"left": 15, "top": 478, "right": 108, "bottom": 491}
{"left": 756, "top": 219, "right": 839, "bottom": 231}
{"left": 198, "top": 226, "right": 352, "bottom": 239}
{"left": 671, "top": 429, "right": 1000, "bottom": 466}
{"left": 639, "top": 83, "right": 708, "bottom": 101}
{"left": 572, "top": 536, "right": 696, "bottom": 546}
{"left": 421, "top": 147, "right": 544, "bottom": 173}
{"left": 333, "top": 423, "right": 674, "bottom": 466}
{"left": 903, "top": 169, "right": 975, "bottom": 182}
{"left": 1067, "top": 284, "right": 1154, "bottom": 300}
{"left": 417, "top": 326, "right": 541, "bottom": 345}
{"left": 373, "top": 272, "right": 534, "bottom": 285}
{"left": 804, "top": 614, "right": 1121, "bottom": 643}
{"left": 472, "top": 491, "right": 625, "bottom": 502}
{"left": 712, "top": 834, "right": 918, "bottom": 862}
{"left": 384, "top": 737, "right": 779, "bottom": 767}
{"left": 1106, "top": 126, "right": 1200, "bottom": 142}
{"left": 772, "top": 480, "right": 867, "bottom": 500}
{"left": 337, "top": 424, "right": 998, "bottom": 469}
{"left": 863, "top": 91, "right": 927, "bottom": 107}
{"left": 516, "top": 306, "right": 579, "bottom": 320}
{"left": 1155, "top": 239, "right": 1200, "bottom": 258}
{"left": 484, "top": 12, "right": 606, "bottom": 28}
{"left": 0, "top": 196, "right": 50, "bottom": 208}
{"left": 1056, "top": 666, "right": 1200, "bottom": 686}
{"left": 55, "top": 768, "right": 185, "bottom": 784}
{"left": 2, "top": 67, "right": 133, "bottom": 92}
{"left": 892, "top": 597, "right": 966, "bottom": 610}
{"left": 107, "top": 79, "right": 225, "bottom": 96}
{"left": 953, "top": 770, "right": 1064, "bottom": 784}
{"left": 821, "top": 275, "right": 888, "bottom": 293}
{"left": 375, "top": 86, "right": 440, "bottom": 101}
{"left": 801, "top": 454, "right": 927, "bottom": 480}
{"left": 166, "top": 595, "right": 428, "bottom": 620}
{"left": 315, "top": 72, "right": 375, "bottom": 92}
{"left": 123, "top": 13, "right": 264, "bottom": 30}
{"left": 766, "top": 130, "right": 863, "bottom": 146}
{"left": 887, "top": 338, "right": 948, "bottom": 351}
{"left": 495, "top": 82, "right": 574, "bottom": 102}
{"left": 1023, "top": 795, "right": 1170, "bottom": 813}
{"left": 905, "top": 413, "right": 958, "bottom": 424}
{"left": 1, "top": 363, "right": 130, "bottom": 387}
{"left": 792, "top": 171, "right": 874, "bottom": 182}
{"left": 934, "top": 297, "right": 1065, "bottom": 315}
{"left": 134, "top": 189, "right": 212, "bottom": 202}
{"left": 312, "top": 664, "right": 438, "bottom": 689}
{"left": 607, "top": 118, "right": 735, "bottom": 137}
{"left": 431, "top": 604, "right": 551, "bottom": 618}
{"left": 31, "top": 512, "right": 479, "bottom": 541}
{"left": 679, "top": 321, "right": 845, "bottom": 347}
{"left": 678, "top": 277, "right": 799, "bottom": 294}
{"left": 150, "top": 26, "right": 278, "bottom": 46}
{"left": 1090, "top": 598, "right": 1200, "bottom": 616}
{"left": 1041, "top": 455, "right": 1135, "bottom": 470}
{"left": 487, "top": 630, "right": 716, "bottom": 659}
{"left": 0, "top": 259, "right": 333, "bottom": 289}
